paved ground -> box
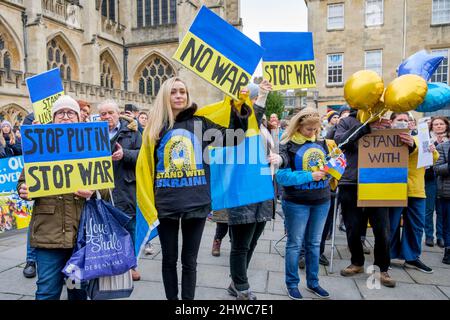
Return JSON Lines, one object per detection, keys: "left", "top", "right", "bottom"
{"left": 0, "top": 206, "right": 449, "bottom": 300}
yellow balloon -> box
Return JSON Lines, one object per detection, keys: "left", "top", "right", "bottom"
{"left": 384, "top": 74, "right": 428, "bottom": 112}
{"left": 357, "top": 101, "right": 387, "bottom": 123}
{"left": 344, "top": 70, "right": 384, "bottom": 110}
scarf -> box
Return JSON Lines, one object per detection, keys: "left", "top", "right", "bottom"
{"left": 291, "top": 132, "right": 316, "bottom": 145}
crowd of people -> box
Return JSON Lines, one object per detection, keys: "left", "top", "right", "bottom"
{"left": 0, "top": 76, "right": 449, "bottom": 301}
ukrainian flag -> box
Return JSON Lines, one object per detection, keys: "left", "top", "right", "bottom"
{"left": 135, "top": 96, "right": 274, "bottom": 257}
{"left": 358, "top": 168, "right": 408, "bottom": 201}
{"left": 26, "top": 68, "right": 64, "bottom": 124}
{"left": 173, "top": 6, "right": 264, "bottom": 100}
{"left": 260, "top": 32, "right": 316, "bottom": 91}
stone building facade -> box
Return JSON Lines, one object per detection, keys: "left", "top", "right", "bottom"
{"left": 0, "top": 0, "right": 241, "bottom": 126}
{"left": 304, "top": 0, "right": 450, "bottom": 115}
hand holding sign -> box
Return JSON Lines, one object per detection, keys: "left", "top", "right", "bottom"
{"left": 369, "top": 118, "right": 391, "bottom": 130}
{"left": 74, "top": 189, "right": 94, "bottom": 199}
{"left": 18, "top": 183, "right": 30, "bottom": 201}
{"left": 312, "top": 170, "right": 327, "bottom": 181}
{"left": 398, "top": 132, "right": 414, "bottom": 147}
{"left": 259, "top": 79, "right": 273, "bottom": 93}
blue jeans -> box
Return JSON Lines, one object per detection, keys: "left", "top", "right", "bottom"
{"left": 438, "top": 199, "right": 450, "bottom": 247}
{"left": 425, "top": 180, "right": 444, "bottom": 240}
{"left": 35, "top": 248, "right": 87, "bottom": 300}
{"left": 26, "top": 227, "right": 36, "bottom": 262}
{"left": 389, "top": 197, "right": 425, "bottom": 261}
{"left": 283, "top": 200, "right": 330, "bottom": 289}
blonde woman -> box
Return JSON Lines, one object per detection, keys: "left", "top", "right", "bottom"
{"left": 136, "top": 77, "right": 262, "bottom": 300}
{"left": 276, "top": 107, "right": 331, "bottom": 300}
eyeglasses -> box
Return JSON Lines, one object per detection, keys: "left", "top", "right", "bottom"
{"left": 55, "top": 110, "right": 78, "bottom": 119}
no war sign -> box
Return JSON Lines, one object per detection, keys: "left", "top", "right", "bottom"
{"left": 260, "top": 32, "right": 316, "bottom": 91}
{"left": 173, "top": 6, "right": 263, "bottom": 100}
{"left": 21, "top": 122, "right": 115, "bottom": 198}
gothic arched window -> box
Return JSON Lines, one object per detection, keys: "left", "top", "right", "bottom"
{"left": 47, "top": 38, "right": 73, "bottom": 81}
{"left": 138, "top": 56, "right": 174, "bottom": 96}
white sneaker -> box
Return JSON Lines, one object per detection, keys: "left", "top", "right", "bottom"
{"left": 144, "top": 243, "right": 155, "bottom": 255}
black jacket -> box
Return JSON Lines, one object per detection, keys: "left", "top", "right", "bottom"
{"left": 2, "top": 134, "right": 22, "bottom": 157}
{"left": 154, "top": 103, "right": 253, "bottom": 219}
{"left": 334, "top": 110, "right": 371, "bottom": 185}
{"left": 110, "top": 117, "right": 142, "bottom": 216}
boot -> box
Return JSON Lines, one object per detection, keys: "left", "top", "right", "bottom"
{"left": 212, "top": 239, "right": 221, "bottom": 257}
{"left": 443, "top": 248, "right": 450, "bottom": 265}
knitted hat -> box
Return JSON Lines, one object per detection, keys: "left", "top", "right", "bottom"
{"left": 51, "top": 95, "right": 80, "bottom": 120}
{"left": 1, "top": 120, "right": 12, "bottom": 128}
{"left": 247, "top": 83, "right": 259, "bottom": 100}
{"left": 327, "top": 111, "right": 339, "bottom": 122}
{"left": 339, "top": 105, "right": 351, "bottom": 116}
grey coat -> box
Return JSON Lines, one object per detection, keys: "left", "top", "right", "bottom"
{"left": 434, "top": 141, "right": 450, "bottom": 199}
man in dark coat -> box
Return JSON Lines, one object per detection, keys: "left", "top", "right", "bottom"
{"left": 98, "top": 99, "right": 142, "bottom": 281}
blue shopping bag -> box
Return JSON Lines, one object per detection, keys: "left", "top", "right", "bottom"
{"left": 63, "top": 198, "right": 137, "bottom": 281}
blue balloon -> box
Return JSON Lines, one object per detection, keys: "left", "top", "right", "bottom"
{"left": 398, "top": 50, "right": 444, "bottom": 81}
{"left": 416, "top": 82, "right": 450, "bottom": 113}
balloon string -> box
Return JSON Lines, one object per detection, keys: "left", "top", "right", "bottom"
{"left": 337, "top": 108, "right": 388, "bottom": 149}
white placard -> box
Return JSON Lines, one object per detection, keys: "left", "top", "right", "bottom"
{"left": 417, "top": 121, "right": 433, "bottom": 168}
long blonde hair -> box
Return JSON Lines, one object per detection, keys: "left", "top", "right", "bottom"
{"left": 0, "top": 130, "right": 15, "bottom": 146}
{"left": 280, "top": 107, "right": 321, "bottom": 144}
{"left": 144, "top": 77, "right": 191, "bottom": 143}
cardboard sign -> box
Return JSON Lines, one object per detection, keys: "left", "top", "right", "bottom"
{"left": 173, "top": 6, "right": 264, "bottom": 100}
{"left": 357, "top": 129, "right": 409, "bottom": 207}
{"left": 260, "top": 32, "right": 316, "bottom": 91}
{"left": 26, "top": 68, "right": 64, "bottom": 124}
{"left": 21, "top": 122, "right": 114, "bottom": 198}
{"left": 0, "top": 156, "right": 24, "bottom": 193}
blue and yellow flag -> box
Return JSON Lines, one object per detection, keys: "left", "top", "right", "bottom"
{"left": 358, "top": 168, "right": 408, "bottom": 201}
{"left": 173, "top": 6, "right": 264, "bottom": 100}
{"left": 26, "top": 68, "right": 64, "bottom": 124}
{"left": 260, "top": 32, "right": 316, "bottom": 91}
{"left": 135, "top": 96, "right": 274, "bottom": 257}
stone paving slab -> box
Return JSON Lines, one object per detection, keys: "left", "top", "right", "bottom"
{"left": 0, "top": 267, "right": 37, "bottom": 296}
{"left": 324, "top": 259, "right": 417, "bottom": 284}
{"left": 0, "top": 257, "right": 23, "bottom": 273}
{"left": 438, "top": 286, "right": 450, "bottom": 299}
{"left": 0, "top": 293, "right": 23, "bottom": 300}
{"left": 405, "top": 266, "right": 450, "bottom": 286}
{"left": 355, "top": 279, "right": 448, "bottom": 300}
{"left": 0, "top": 244, "right": 27, "bottom": 262}
{"left": 266, "top": 271, "right": 362, "bottom": 300}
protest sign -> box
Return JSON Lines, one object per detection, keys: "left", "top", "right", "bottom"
{"left": 173, "top": 6, "right": 264, "bottom": 100}
{"left": 357, "top": 129, "right": 409, "bottom": 207}
{"left": 0, "top": 156, "right": 33, "bottom": 233}
{"left": 0, "top": 156, "right": 24, "bottom": 193}
{"left": 0, "top": 193, "right": 33, "bottom": 233}
{"left": 26, "top": 68, "right": 64, "bottom": 124}
{"left": 21, "top": 122, "right": 114, "bottom": 198}
{"left": 417, "top": 121, "right": 433, "bottom": 168}
{"left": 260, "top": 32, "right": 316, "bottom": 91}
